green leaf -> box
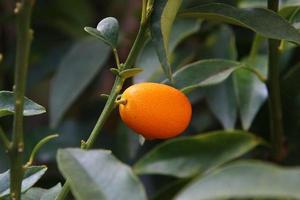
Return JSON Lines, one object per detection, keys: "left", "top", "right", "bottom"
{"left": 175, "top": 160, "right": 300, "bottom": 200}
{"left": 135, "top": 19, "right": 200, "bottom": 83}
{"left": 171, "top": 59, "right": 243, "bottom": 93}
{"left": 119, "top": 68, "right": 143, "bottom": 79}
{"left": 57, "top": 148, "right": 147, "bottom": 200}
{"left": 150, "top": 0, "right": 183, "bottom": 80}
{"left": 84, "top": 17, "right": 119, "bottom": 48}
{"left": 0, "top": 166, "right": 47, "bottom": 197}
{"left": 234, "top": 55, "right": 268, "bottom": 130}
{"left": 168, "top": 19, "right": 201, "bottom": 52}
{"left": 22, "top": 183, "right": 62, "bottom": 200}
{"left": 151, "top": 179, "right": 190, "bottom": 200}
{"left": 133, "top": 131, "right": 261, "bottom": 178}
{"left": 181, "top": 3, "right": 300, "bottom": 44}
{"left": 206, "top": 78, "right": 237, "bottom": 129}
{"left": 204, "top": 25, "right": 238, "bottom": 129}
{"left": 50, "top": 37, "right": 110, "bottom": 127}
{"left": 0, "top": 91, "right": 46, "bottom": 118}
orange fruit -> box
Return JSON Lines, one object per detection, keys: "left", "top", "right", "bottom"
{"left": 119, "top": 82, "right": 192, "bottom": 139}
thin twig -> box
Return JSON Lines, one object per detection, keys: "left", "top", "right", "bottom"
{"left": 9, "top": 0, "right": 34, "bottom": 199}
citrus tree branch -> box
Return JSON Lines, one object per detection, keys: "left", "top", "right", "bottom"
{"left": 267, "top": 0, "right": 285, "bottom": 161}
{"left": 9, "top": 0, "right": 34, "bottom": 199}
{"left": 55, "top": 0, "right": 151, "bottom": 199}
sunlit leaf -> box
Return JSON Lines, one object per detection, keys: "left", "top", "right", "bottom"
{"left": 170, "top": 59, "right": 243, "bottom": 93}
{"left": 22, "top": 183, "right": 62, "bottom": 200}
{"left": 150, "top": 0, "right": 183, "bottom": 80}
{"left": 57, "top": 148, "right": 147, "bottom": 200}
{"left": 175, "top": 160, "right": 300, "bottom": 200}
{"left": 234, "top": 55, "right": 268, "bottom": 130}
{"left": 0, "top": 166, "right": 47, "bottom": 197}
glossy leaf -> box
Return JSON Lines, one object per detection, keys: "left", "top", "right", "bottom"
{"left": 84, "top": 17, "right": 119, "bottom": 48}
{"left": 171, "top": 59, "right": 243, "bottom": 93}
{"left": 175, "top": 160, "right": 300, "bottom": 200}
{"left": 57, "top": 148, "right": 147, "bottom": 200}
{"left": 50, "top": 37, "right": 110, "bottom": 127}
{"left": 0, "top": 91, "right": 46, "bottom": 118}
{"left": 133, "top": 131, "right": 261, "bottom": 178}
{"left": 181, "top": 3, "right": 300, "bottom": 44}
{"left": 234, "top": 55, "right": 268, "bottom": 130}
{"left": 150, "top": 0, "right": 183, "bottom": 80}
{"left": 204, "top": 25, "right": 238, "bottom": 129}
{"left": 0, "top": 166, "right": 47, "bottom": 197}
{"left": 206, "top": 78, "right": 237, "bottom": 129}
{"left": 22, "top": 183, "right": 62, "bottom": 200}
{"left": 135, "top": 19, "right": 200, "bottom": 83}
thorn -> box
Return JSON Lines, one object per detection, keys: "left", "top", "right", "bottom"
{"left": 80, "top": 140, "right": 87, "bottom": 149}
{"left": 18, "top": 143, "right": 24, "bottom": 153}
{"left": 14, "top": 2, "right": 22, "bottom": 14}
{"left": 100, "top": 94, "right": 110, "bottom": 99}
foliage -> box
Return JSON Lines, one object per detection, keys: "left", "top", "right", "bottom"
{"left": 0, "top": 0, "right": 300, "bottom": 199}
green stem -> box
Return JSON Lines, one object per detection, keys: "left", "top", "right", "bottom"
{"left": 25, "top": 134, "right": 59, "bottom": 167}
{"left": 113, "top": 48, "right": 120, "bottom": 67}
{"left": 56, "top": 1, "right": 151, "bottom": 199}
{"left": 84, "top": 77, "right": 124, "bottom": 149}
{"left": 242, "top": 66, "right": 267, "bottom": 83}
{"left": 9, "top": 0, "right": 34, "bottom": 199}
{"left": 0, "top": 126, "right": 10, "bottom": 150}
{"left": 267, "top": 0, "right": 285, "bottom": 161}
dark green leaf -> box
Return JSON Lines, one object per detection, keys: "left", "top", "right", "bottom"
{"left": 151, "top": 179, "right": 190, "bottom": 200}
{"left": 0, "top": 91, "right": 46, "bottom": 118}
{"left": 84, "top": 17, "right": 119, "bottom": 48}
{"left": 181, "top": 3, "right": 300, "bottom": 44}
{"left": 133, "top": 131, "right": 261, "bottom": 178}
{"left": 57, "top": 148, "right": 147, "bottom": 200}
{"left": 175, "top": 160, "right": 300, "bottom": 200}
{"left": 22, "top": 183, "right": 62, "bottom": 200}
{"left": 234, "top": 55, "right": 268, "bottom": 130}
{"left": 171, "top": 59, "right": 243, "bottom": 93}
{"left": 135, "top": 19, "right": 200, "bottom": 83}
{"left": 150, "top": 0, "right": 183, "bottom": 80}
{"left": 204, "top": 25, "right": 238, "bottom": 129}
{"left": 50, "top": 37, "right": 110, "bottom": 127}
{"left": 0, "top": 166, "right": 47, "bottom": 197}
{"left": 206, "top": 78, "right": 237, "bottom": 129}
{"left": 168, "top": 19, "right": 201, "bottom": 52}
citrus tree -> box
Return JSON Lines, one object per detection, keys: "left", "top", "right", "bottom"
{"left": 1, "top": 0, "right": 300, "bottom": 199}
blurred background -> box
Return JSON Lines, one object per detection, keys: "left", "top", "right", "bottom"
{"left": 0, "top": 0, "right": 300, "bottom": 197}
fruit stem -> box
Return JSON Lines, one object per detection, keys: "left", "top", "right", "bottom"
{"left": 267, "top": 0, "right": 285, "bottom": 161}
{"left": 56, "top": 0, "right": 151, "bottom": 199}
